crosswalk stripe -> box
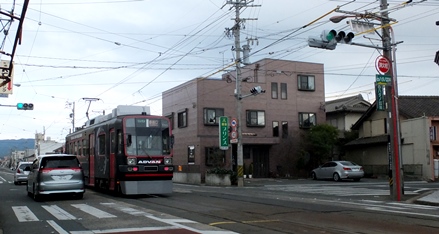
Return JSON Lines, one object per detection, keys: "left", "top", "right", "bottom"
{"left": 12, "top": 206, "right": 39, "bottom": 222}
{"left": 101, "top": 202, "right": 152, "bottom": 216}
{"left": 42, "top": 205, "right": 77, "bottom": 220}
{"left": 71, "top": 204, "right": 116, "bottom": 218}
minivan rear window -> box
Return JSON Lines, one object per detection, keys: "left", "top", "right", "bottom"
{"left": 41, "top": 157, "right": 79, "bottom": 169}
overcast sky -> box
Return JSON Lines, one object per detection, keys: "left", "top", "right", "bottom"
{"left": 0, "top": 0, "right": 438, "bottom": 142}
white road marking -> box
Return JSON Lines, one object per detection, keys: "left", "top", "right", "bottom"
{"left": 71, "top": 204, "right": 116, "bottom": 218}
{"left": 42, "top": 205, "right": 77, "bottom": 220}
{"left": 70, "top": 226, "right": 181, "bottom": 234}
{"left": 47, "top": 220, "right": 69, "bottom": 234}
{"left": 101, "top": 203, "right": 151, "bottom": 216}
{"left": 12, "top": 206, "right": 39, "bottom": 222}
{"left": 366, "top": 206, "right": 439, "bottom": 218}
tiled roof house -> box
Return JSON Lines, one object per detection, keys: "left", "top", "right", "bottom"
{"left": 345, "top": 96, "right": 439, "bottom": 181}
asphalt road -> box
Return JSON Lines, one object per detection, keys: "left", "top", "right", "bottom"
{"left": 1, "top": 168, "right": 439, "bottom": 234}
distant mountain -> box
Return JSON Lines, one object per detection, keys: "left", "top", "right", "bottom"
{"left": 0, "top": 139, "right": 35, "bottom": 158}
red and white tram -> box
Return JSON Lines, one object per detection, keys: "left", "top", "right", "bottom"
{"left": 65, "top": 105, "right": 174, "bottom": 195}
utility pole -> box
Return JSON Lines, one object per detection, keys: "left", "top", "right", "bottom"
{"left": 226, "top": 0, "right": 259, "bottom": 187}
{"left": 381, "top": 0, "right": 403, "bottom": 201}
{"left": 66, "top": 101, "right": 75, "bottom": 133}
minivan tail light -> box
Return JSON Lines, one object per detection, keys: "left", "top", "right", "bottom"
{"left": 40, "top": 168, "right": 53, "bottom": 173}
{"left": 17, "top": 169, "right": 21, "bottom": 173}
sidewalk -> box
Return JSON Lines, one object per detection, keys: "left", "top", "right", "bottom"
{"left": 413, "top": 189, "right": 439, "bottom": 206}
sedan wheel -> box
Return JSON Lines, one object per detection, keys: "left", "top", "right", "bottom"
{"left": 333, "top": 173, "right": 341, "bottom": 182}
{"left": 311, "top": 172, "right": 317, "bottom": 180}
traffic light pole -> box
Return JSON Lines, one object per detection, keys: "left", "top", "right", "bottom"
{"left": 381, "top": 0, "right": 404, "bottom": 201}
{"left": 318, "top": 0, "right": 404, "bottom": 201}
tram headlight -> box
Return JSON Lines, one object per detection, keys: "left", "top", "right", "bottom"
{"left": 164, "top": 157, "right": 172, "bottom": 165}
{"left": 127, "top": 157, "right": 136, "bottom": 165}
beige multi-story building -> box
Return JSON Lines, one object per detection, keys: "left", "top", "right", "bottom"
{"left": 162, "top": 58, "right": 325, "bottom": 183}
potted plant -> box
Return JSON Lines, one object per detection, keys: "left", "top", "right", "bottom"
{"left": 248, "top": 163, "right": 254, "bottom": 178}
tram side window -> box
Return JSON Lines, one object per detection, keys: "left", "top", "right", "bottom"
{"left": 68, "top": 142, "right": 73, "bottom": 154}
{"left": 117, "top": 131, "right": 122, "bottom": 154}
{"left": 98, "top": 134, "right": 105, "bottom": 155}
{"left": 82, "top": 139, "right": 87, "bottom": 156}
{"left": 162, "top": 128, "right": 170, "bottom": 154}
{"left": 74, "top": 141, "right": 78, "bottom": 155}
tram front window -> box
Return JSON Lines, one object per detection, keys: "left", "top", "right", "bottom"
{"left": 125, "top": 118, "right": 170, "bottom": 156}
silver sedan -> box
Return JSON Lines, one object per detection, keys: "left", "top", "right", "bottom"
{"left": 311, "top": 161, "right": 364, "bottom": 182}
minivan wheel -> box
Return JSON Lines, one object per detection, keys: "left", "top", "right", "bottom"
{"left": 333, "top": 173, "right": 341, "bottom": 182}
{"left": 75, "top": 193, "right": 84, "bottom": 200}
{"left": 33, "top": 185, "right": 41, "bottom": 202}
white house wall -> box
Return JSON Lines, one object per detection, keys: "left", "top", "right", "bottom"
{"left": 401, "top": 117, "right": 433, "bottom": 180}
{"left": 344, "top": 113, "right": 363, "bottom": 131}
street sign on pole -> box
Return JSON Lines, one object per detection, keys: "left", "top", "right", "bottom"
{"left": 219, "top": 116, "right": 229, "bottom": 150}
{"left": 376, "top": 74, "right": 391, "bottom": 85}
{"left": 375, "top": 83, "right": 385, "bottom": 111}
{"left": 0, "top": 60, "right": 13, "bottom": 95}
{"left": 230, "top": 118, "right": 238, "bottom": 143}
{"left": 375, "top": 56, "right": 391, "bottom": 74}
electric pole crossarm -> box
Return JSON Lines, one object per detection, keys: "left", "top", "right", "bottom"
{"left": 350, "top": 42, "right": 385, "bottom": 50}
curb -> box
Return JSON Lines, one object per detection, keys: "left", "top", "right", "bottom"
{"left": 413, "top": 200, "right": 439, "bottom": 206}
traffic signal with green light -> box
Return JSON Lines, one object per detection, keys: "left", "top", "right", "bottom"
{"left": 308, "top": 30, "right": 355, "bottom": 50}
{"left": 17, "top": 103, "right": 34, "bottom": 110}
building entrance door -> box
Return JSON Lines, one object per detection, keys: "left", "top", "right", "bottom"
{"left": 252, "top": 146, "right": 269, "bottom": 178}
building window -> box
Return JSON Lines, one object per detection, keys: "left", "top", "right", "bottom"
{"left": 299, "top": 112, "right": 316, "bottom": 128}
{"left": 271, "top": 82, "right": 278, "bottom": 99}
{"left": 205, "top": 147, "right": 225, "bottom": 166}
{"left": 273, "top": 121, "right": 279, "bottom": 137}
{"left": 298, "top": 75, "right": 315, "bottom": 91}
{"left": 204, "top": 108, "right": 224, "bottom": 125}
{"left": 281, "top": 83, "right": 287, "bottom": 99}
{"left": 178, "top": 109, "right": 187, "bottom": 128}
{"left": 246, "top": 110, "right": 265, "bottom": 127}
{"left": 282, "top": 121, "right": 288, "bottom": 138}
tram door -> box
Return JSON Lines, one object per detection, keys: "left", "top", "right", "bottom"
{"left": 89, "top": 133, "right": 95, "bottom": 186}
{"left": 109, "top": 129, "right": 116, "bottom": 190}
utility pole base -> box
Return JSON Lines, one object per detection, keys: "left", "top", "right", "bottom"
{"left": 237, "top": 177, "right": 244, "bottom": 187}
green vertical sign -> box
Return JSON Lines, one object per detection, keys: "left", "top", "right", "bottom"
{"left": 375, "top": 83, "right": 385, "bottom": 111}
{"left": 219, "top": 116, "right": 229, "bottom": 150}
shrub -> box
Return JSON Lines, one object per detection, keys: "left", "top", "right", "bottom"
{"left": 206, "top": 167, "right": 233, "bottom": 175}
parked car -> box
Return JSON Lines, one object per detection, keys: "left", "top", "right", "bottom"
{"left": 14, "top": 162, "right": 33, "bottom": 185}
{"left": 311, "top": 161, "right": 364, "bottom": 182}
{"left": 27, "top": 154, "right": 85, "bottom": 201}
